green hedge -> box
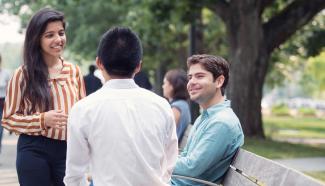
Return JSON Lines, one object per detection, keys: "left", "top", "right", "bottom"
{"left": 298, "top": 107, "right": 316, "bottom": 116}
{"left": 271, "top": 104, "right": 290, "bottom": 116}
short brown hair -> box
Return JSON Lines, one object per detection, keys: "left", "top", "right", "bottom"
{"left": 187, "top": 54, "right": 229, "bottom": 95}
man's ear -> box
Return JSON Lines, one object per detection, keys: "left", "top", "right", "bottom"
{"left": 96, "top": 57, "right": 104, "bottom": 71}
{"left": 134, "top": 61, "right": 142, "bottom": 74}
{"left": 215, "top": 75, "right": 225, "bottom": 88}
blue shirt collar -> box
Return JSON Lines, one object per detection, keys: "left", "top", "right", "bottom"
{"left": 203, "top": 99, "right": 231, "bottom": 117}
{"left": 103, "top": 79, "right": 139, "bottom": 89}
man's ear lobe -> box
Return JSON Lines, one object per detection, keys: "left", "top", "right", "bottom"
{"left": 96, "top": 57, "right": 104, "bottom": 70}
{"left": 216, "top": 75, "right": 225, "bottom": 88}
{"left": 134, "top": 61, "right": 142, "bottom": 74}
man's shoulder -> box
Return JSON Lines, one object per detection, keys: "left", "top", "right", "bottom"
{"left": 214, "top": 107, "right": 238, "bottom": 120}
{"left": 74, "top": 89, "right": 102, "bottom": 108}
{"left": 207, "top": 108, "right": 241, "bottom": 130}
{"left": 136, "top": 89, "right": 171, "bottom": 108}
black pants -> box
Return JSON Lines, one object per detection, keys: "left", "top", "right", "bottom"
{"left": 16, "top": 134, "right": 66, "bottom": 186}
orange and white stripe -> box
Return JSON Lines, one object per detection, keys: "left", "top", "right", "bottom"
{"left": 1, "top": 61, "right": 86, "bottom": 140}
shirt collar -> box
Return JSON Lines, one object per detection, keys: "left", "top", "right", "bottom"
{"left": 203, "top": 99, "right": 231, "bottom": 117}
{"left": 103, "top": 79, "right": 139, "bottom": 89}
{"left": 48, "top": 59, "right": 66, "bottom": 79}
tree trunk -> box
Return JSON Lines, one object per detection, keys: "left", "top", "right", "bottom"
{"left": 154, "top": 58, "right": 168, "bottom": 95}
{"left": 225, "top": 2, "right": 268, "bottom": 138}
{"left": 210, "top": 0, "right": 325, "bottom": 138}
{"left": 188, "top": 10, "right": 205, "bottom": 121}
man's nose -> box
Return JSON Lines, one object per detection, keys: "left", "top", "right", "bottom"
{"left": 187, "top": 78, "right": 196, "bottom": 87}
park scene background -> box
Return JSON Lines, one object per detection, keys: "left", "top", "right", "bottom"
{"left": 0, "top": 0, "right": 325, "bottom": 184}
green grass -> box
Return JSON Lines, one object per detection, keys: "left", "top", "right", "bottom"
{"left": 263, "top": 116, "right": 325, "bottom": 139}
{"left": 304, "top": 171, "right": 325, "bottom": 183}
{"left": 243, "top": 137, "right": 325, "bottom": 159}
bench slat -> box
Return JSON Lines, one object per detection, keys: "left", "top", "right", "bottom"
{"left": 223, "top": 149, "right": 324, "bottom": 186}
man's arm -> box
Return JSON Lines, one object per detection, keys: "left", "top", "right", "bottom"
{"left": 173, "top": 123, "right": 232, "bottom": 177}
{"left": 64, "top": 104, "right": 90, "bottom": 186}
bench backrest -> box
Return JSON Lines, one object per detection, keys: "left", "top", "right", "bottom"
{"left": 179, "top": 124, "right": 192, "bottom": 150}
{"left": 222, "top": 149, "right": 324, "bottom": 186}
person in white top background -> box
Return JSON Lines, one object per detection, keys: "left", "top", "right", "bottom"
{"left": 64, "top": 27, "right": 178, "bottom": 186}
{"left": 0, "top": 53, "right": 10, "bottom": 154}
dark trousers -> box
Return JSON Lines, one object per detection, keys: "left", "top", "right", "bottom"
{"left": 16, "top": 134, "right": 67, "bottom": 186}
{"left": 0, "top": 98, "right": 4, "bottom": 153}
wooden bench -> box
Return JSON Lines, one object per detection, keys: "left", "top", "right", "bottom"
{"left": 179, "top": 124, "right": 192, "bottom": 151}
{"left": 222, "top": 148, "right": 324, "bottom": 186}
{"left": 176, "top": 124, "right": 324, "bottom": 186}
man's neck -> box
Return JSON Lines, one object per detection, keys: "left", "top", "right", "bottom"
{"left": 200, "top": 93, "right": 224, "bottom": 110}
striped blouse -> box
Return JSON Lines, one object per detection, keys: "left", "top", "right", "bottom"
{"left": 1, "top": 61, "right": 86, "bottom": 140}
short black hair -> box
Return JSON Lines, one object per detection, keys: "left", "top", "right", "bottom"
{"left": 88, "top": 64, "right": 96, "bottom": 74}
{"left": 97, "top": 27, "right": 142, "bottom": 77}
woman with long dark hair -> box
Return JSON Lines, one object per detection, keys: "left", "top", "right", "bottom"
{"left": 162, "top": 69, "right": 191, "bottom": 143}
{"left": 1, "top": 8, "right": 85, "bottom": 186}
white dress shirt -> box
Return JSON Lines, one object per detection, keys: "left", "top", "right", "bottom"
{"left": 64, "top": 79, "right": 178, "bottom": 186}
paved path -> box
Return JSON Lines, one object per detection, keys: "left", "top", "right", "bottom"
{"left": 0, "top": 132, "right": 19, "bottom": 186}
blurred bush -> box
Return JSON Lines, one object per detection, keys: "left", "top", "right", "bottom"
{"left": 271, "top": 103, "right": 290, "bottom": 116}
{"left": 298, "top": 107, "right": 316, "bottom": 117}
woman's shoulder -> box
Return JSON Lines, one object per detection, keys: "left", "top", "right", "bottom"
{"left": 62, "top": 60, "right": 82, "bottom": 73}
{"left": 7, "top": 66, "right": 26, "bottom": 83}
{"left": 13, "top": 66, "right": 25, "bottom": 76}
{"left": 63, "top": 60, "right": 78, "bottom": 68}
{"left": 172, "top": 99, "right": 189, "bottom": 106}
{"left": 171, "top": 99, "right": 189, "bottom": 109}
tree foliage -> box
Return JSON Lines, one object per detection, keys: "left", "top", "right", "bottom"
{"left": 301, "top": 51, "right": 325, "bottom": 98}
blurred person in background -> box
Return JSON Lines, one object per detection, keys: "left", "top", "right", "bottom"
{"left": 0, "top": 53, "right": 10, "bottom": 154}
{"left": 134, "top": 70, "right": 152, "bottom": 90}
{"left": 84, "top": 64, "right": 102, "bottom": 96}
{"left": 162, "top": 69, "right": 191, "bottom": 144}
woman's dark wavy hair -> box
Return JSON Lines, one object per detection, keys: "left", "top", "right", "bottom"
{"left": 22, "top": 8, "right": 65, "bottom": 113}
{"left": 165, "top": 69, "right": 189, "bottom": 101}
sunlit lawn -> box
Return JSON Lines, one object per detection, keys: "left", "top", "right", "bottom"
{"left": 243, "top": 116, "right": 325, "bottom": 159}
{"left": 304, "top": 171, "right": 325, "bottom": 184}
{"left": 263, "top": 116, "right": 325, "bottom": 139}
{"left": 243, "top": 137, "right": 325, "bottom": 159}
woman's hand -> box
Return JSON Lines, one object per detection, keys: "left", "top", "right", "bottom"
{"left": 44, "top": 110, "right": 68, "bottom": 129}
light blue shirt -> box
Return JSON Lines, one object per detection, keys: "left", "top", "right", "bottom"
{"left": 171, "top": 100, "right": 244, "bottom": 185}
